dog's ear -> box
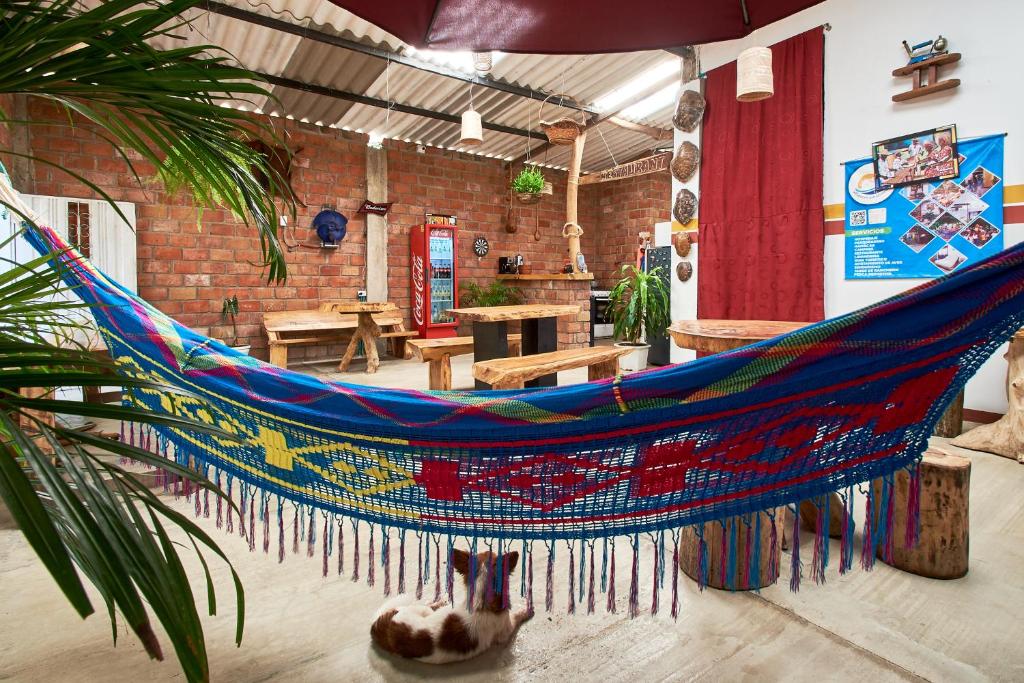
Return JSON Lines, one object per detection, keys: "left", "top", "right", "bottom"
{"left": 451, "top": 548, "right": 471, "bottom": 577}
{"left": 504, "top": 551, "right": 519, "bottom": 575}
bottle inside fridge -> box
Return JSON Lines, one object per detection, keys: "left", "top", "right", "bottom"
{"left": 429, "top": 229, "right": 454, "bottom": 324}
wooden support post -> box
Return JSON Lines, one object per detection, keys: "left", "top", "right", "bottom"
{"left": 365, "top": 146, "right": 388, "bottom": 303}
{"left": 951, "top": 329, "right": 1024, "bottom": 461}
{"left": 564, "top": 130, "right": 588, "bottom": 273}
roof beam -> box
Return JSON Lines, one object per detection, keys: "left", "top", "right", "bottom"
{"left": 202, "top": 1, "right": 598, "bottom": 116}
{"left": 256, "top": 71, "right": 540, "bottom": 140}
{"left": 508, "top": 71, "right": 680, "bottom": 167}
{"left": 606, "top": 116, "right": 671, "bottom": 140}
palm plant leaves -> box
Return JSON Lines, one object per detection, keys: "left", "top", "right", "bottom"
{"left": 0, "top": 0, "right": 294, "bottom": 282}
{"left": 608, "top": 265, "right": 671, "bottom": 344}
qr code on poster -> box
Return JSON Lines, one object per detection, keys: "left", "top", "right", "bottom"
{"left": 849, "top": 210, "right": 867, "bottom": 227}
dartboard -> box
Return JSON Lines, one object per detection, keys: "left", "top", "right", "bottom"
{"left": 473, "top": 236, "right": 489, "bottom": 257}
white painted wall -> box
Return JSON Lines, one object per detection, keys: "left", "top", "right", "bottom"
{"left": 671, "top": 0, "right": 1024, "bottom": 412}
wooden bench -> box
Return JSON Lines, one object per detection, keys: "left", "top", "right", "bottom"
{"left": 472, "top": 346, "right": 630, "bottom": 390}
{"left": 264, "top": 302, "right": 414, "bottom": 368}
{"left": 408, "top": 334, "right": 522, "bottom": 391}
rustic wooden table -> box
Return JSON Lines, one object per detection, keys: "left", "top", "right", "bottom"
{"left": 447, "top": 304, "right": 581, "bottom": 388}
{"left": 667, "top": 319, "right": 805, "bottom": 354}
{"left": 333, "top": 302, "right": 393, "bottom": 374}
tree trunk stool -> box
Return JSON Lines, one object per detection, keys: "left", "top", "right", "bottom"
{"left": 798, "top": 493, "right": 845, "bottom": 539}
{"left": 872, "top": 448, "right": 970, "bottom": 579}
{"left": 679, "top": 508, "right": 783, "bottom": 590}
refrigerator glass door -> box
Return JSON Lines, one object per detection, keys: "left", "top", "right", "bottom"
{"left": 429, "top": 228, "right": 455, "bottom": 324}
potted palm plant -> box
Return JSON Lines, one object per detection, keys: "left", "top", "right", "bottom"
{"left": 511, "top": 166, "right": 545, "bottom": 204}
{"left": 218, "top": 295, "right": 250, "bottom": 354}
{"left": 607, "top": 265, "right": 671, "bottom": 372}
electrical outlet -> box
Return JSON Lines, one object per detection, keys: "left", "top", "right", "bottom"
{"left": 279, "top": 215, "right": 288, "bottom": 227}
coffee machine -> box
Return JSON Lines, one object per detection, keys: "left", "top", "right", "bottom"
{"left": 498, "top": 254, "right": 524, "bottom": 274}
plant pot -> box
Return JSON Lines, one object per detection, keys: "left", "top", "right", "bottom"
{"left": 231, "top": 344, "right": 251, "bottom": 356}
{"left": 615, "top": 342, "right": 650, "bottom": 373}
{"left": 516, "top": 192, "right": 542, "bottom": 205}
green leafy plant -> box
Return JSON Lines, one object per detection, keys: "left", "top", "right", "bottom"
{"left": 0, "top": 0, "right": 306, "bottom": 679}
{"left": 221, "top": 295, "right": 240, "bottom": 345}
{"left": 459, "top": 280, "right": 524, "bottom": 307}
{"left": 607, "top": 265, "right": 671, "bottom": 345}
{"left": 511, "top": 165, "right": 545, "bottom": 194}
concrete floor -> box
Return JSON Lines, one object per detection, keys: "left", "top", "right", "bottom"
{"left": 1, "top": 353, "right": 1023, "bottom": 682}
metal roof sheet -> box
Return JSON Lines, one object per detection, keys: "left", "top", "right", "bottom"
{"left": 165, "top": 0, "right": 677, "bottom": 171}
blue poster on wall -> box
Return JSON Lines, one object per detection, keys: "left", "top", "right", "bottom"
{"left": 844, "top": 134, "right": 1004, "bottom": 279}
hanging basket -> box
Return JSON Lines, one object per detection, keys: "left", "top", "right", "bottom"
{"left": 516, "top": 191, "right": 543, "bottom": 205}
{"left": 538, "top": 93, "right": 586, "bottom": 146}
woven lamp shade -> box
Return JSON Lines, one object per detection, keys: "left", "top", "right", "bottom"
{"left": 736, "top": 47, "right": 774, "bottom": 102}
{"left": 460, "top": 110, "right": 483, "bottom": 145}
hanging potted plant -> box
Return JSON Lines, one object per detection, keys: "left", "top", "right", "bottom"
{"left": 512, "top": 166, "right": 545, "bottom": 205}
{"left": 218, "top": 295, "right": 251, "bottom": 355}
{"left": 607, "top": 265, "right": 671, "bottom": 372}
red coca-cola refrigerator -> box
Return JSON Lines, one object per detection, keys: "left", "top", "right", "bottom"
{"left": 410, "top": 221, "right": 459, "bottom": 338}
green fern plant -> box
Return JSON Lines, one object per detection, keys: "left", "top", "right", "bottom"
{"left": 511, "top": 166, "right": 545, "bottom": 194}
{"left": 459, "top": 280, "right": 524, "bottom": 307}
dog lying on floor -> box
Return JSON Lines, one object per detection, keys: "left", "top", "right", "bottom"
{"left": 370, "top": 548, "right": 532, "bottom": 664}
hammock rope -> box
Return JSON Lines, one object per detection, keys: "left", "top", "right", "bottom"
{"left": 8, "top": 169, "right": 1024, "bottom": 613}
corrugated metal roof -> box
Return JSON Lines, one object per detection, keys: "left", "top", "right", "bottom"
{"left": 163, "top": 0, "right": 678, "bottom": 171}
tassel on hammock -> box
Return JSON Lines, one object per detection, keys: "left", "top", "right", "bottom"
{"left": 752, "top": 514, "right": 762, "bottom": 591}
{"left": 398, "top": 530, "right": 407, "bottom": 595}
{"left": 790, "top": 504, "right": 802, "bottom": 592}
{"left": 579, "top": 541, "right": 586, "bottom": 604}
{"left": 445, "top": 537, "right": 454, "bottom": 605}
{"left": 262, "top": 498, "right": 270, "bottom": 555}
{"left": 435, "top": 536, "right": 443, "bottom": 604}
{"left": 811, "top": 498, "right": 826, "bottom": 585}
{"left": 322, "top": 516, "right": 329, "bottom": 578}
{"left": 650, "top": 535, "right": 659, "bottom": 616}
{"left": 906, "top": 463, "right": 922, "bottom": 550}
{"left": 383, "top": 530, "right": 392, "bottom": 596}
{"left": 351, "top": 521, "right": 361, "bottom": 583}
{"left": 567, "top": 541, "right": 576, "bottom": 615}
{"left": 606, "top": 541, "right": 617, "bottom": 614}
{"left": 367, "top": 525, "right": 376, "bottom": 588}
{"left": 882, "top": 475, "right": 896, "bottom": 564}
{"left": 587, "top": 542, "right": 596, "bottom": 615}
{"left": 415, "top": 533, "right": 424, "bottom": 599}
{"left": 526, "top": 543, "right": 535, "bottom": 615}
{"left": 696, "top": 527, "right": 709, "bottom": 592}
{"left": 545, "top": 541, "right": 556, "bottom": 613}
{"left": 215, "top": 471, "right": 223, "bottom": 529}
{"left": 601, "top": 537, "right": 609, "bottom": 594}
{"left": 861, "top": 484, "right": 876, "bottom": 571}
{"left": 743, "top": 516, "right": 753, "bottom": 590}
{"left": 277, "top": 501, "right": 285, "bottom": 563}
{"left": 306, "top": 511, "right": 316, "bottom": 559}
{"left": 768, "top": 512, "right": 779, "bottom": 583}
{"left": 225, "top": 477, "right": 234, "bottom": 534}
{"left": 628, "top": 535, "right": 640, "bottom": 619}
{"left": 248, "top": 495, "right": 256, "bottom": 553}
{"left": 670, "top": 531, "right": 681, "bottom": 620}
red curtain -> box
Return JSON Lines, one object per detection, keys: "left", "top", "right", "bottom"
{"left": 697, "top": 28, "right": 825, "bottom": 322}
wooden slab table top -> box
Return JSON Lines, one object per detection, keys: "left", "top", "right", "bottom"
{"left": 667, "top": 319, "right": 806, "bottom": 354}
{"left": 445, "top": 304, "right": 581, "bottom": 322}
{"left": 335, "top": 302, "right": 396, "bottom": 374}
{"left": 447, "top": 304, "right": 582, "bottom": 389}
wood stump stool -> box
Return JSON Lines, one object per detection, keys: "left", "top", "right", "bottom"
{"left": 679, "top": 509, "right": 783, "bottom": 590}
{"left": 872, "top": 448, "right": 970, "bottom": 579}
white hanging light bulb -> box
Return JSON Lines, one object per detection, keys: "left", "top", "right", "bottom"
{"left": 736, "top": 46, "right": 774, "bottom": 102}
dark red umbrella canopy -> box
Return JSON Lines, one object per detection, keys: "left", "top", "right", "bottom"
{"left": 328, "top": 0, "right": 824, "bottom": 53}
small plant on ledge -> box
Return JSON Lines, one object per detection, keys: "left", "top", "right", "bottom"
{"left": 512, "top": 166, "right": 545, "bottom": 205}
{"left": 459, "top": 280, "right": 524, "bottom": 307}
{"left": 218, "top": 295, "right": 250, "bottom": 354}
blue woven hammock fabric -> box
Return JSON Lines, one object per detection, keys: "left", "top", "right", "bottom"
{"left": 24, "top": 226, "right": 1024, "bottom": 542}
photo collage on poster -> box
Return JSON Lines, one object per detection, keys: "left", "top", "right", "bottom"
{"left": 844, "top": 133, "right": 1004, "bottom": 279}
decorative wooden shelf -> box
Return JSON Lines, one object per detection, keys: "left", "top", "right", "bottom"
{"left": 891, "top": 52, "right": 961, "bottom": 77}
{"left": 496, "top": 273, "right": 594, "bottom": 281}
{"left": 892, "top": 52, "right": 961, "bottom": 102}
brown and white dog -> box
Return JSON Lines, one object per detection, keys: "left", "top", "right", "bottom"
{"left": 370, "top": 548, "right": 532, "bottom": 664}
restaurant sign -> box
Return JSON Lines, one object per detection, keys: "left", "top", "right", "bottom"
{"left": 578, "top": 152, "right": 672, "bottom": 186}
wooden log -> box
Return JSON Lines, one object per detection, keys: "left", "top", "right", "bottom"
{"left": 679, "top": 509, "right": 783, "bottom": 590}
{"left": 565, "top": 129, "right": 588, "bottom": 273}
{"left": 872, "top": 448, "right": 970, "bottom": 579}
{"left": 798, "top": 493, "right": 845, "bottom": 538}
{"left": 428, "top": 356, "right": 452, "bottom": 391}
{"left": 933, "top": 389, "right": 964, "bottom": 438}
{"left": 951, "top": 330, "right": 1024, "bottom": 462}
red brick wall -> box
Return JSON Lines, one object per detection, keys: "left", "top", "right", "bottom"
{"left": 21, "top": 100, "right": 612, "bottom": 361}
{"left": 0, "top": 94, "right": 14, "bottom": 180}
{"left": 583, "top": 170, "right": 672, "bottom": 289}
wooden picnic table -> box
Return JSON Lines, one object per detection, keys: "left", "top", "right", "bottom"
{"left": 447, "top": 304, "right": 581, "bottom": 389}
{"left": 334, "top": 302, "right": 395, "bottom": 374}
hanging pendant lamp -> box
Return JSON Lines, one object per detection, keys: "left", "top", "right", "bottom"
{"left": 460, "top": 110, "right": 483, "bottom": 145}
{"left": 736, "top": 46, "right": 774, "bottom": 102}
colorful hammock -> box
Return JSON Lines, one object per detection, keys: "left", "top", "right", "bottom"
{"left": 18, "top": 205, "right": 1024, "bottom": 614}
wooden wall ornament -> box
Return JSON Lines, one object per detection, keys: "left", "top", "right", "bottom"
{"left": 673, "top": 188, "right": 697, "bottom": 224}
{"left": 245, "top": 139, "right": 302, "bottom": 203}
{"left": 578, "top": 152, "right": 671, "bottom": 186}
{"left": 892, "top": 51, "right": 962, "bottom": 102}
{"left": 676, "top": 261, "right": 693, "bottom": 282}
{"left": 673, "top": 231, "right": 692, "bottom": 257}
{"left": 673, "top": 89, "right": 705, "bottom": 132}
{"left": 671, "top": 141, "right": 700, "bottom": 182}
